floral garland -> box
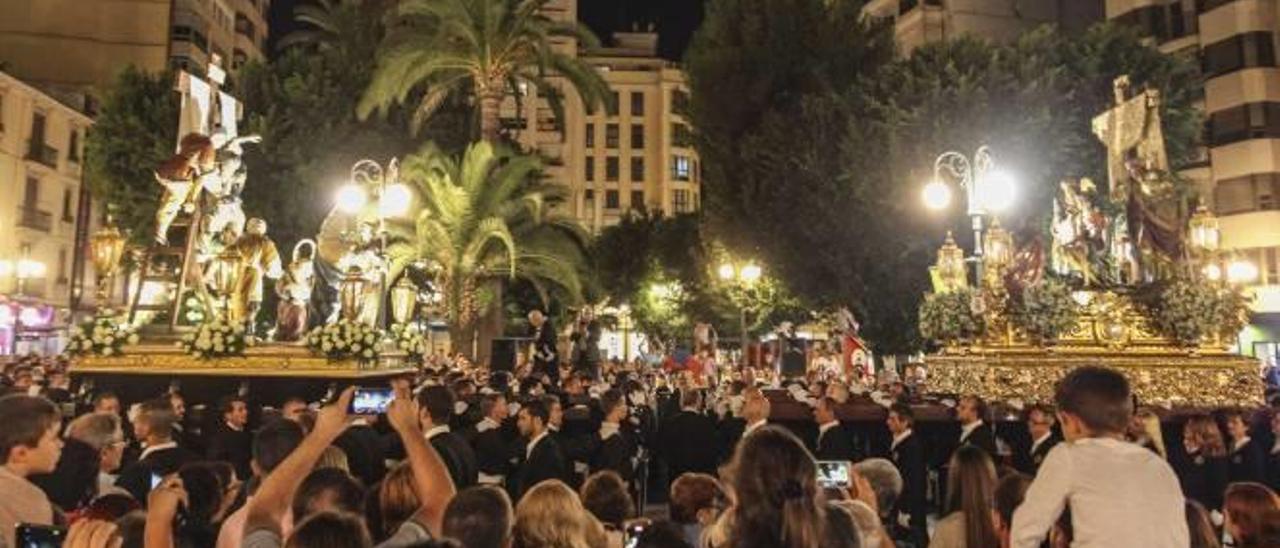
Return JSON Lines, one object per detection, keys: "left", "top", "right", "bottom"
{"left": 918, "top": 288, "right": 985, "bottom": 343}
{"left": 63, "top": 310, "right": 139, "bottom": 357}
{"left": 1143, "top": 275, "right": 1251, "bottom": 346}
{"left": 1011, "top": 279, "right": 1079, "bottom": 343}
{"left": 390, "top": 323, "right": 428, "bottom": 361}
{"left": 178, "top": 319, "right": 251, "bottom": 359}
{"left": 305, "top": 319, "right": 386, "bottom": 363}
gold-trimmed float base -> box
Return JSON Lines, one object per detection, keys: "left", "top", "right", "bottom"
{"left": 70, "top": 343, "right": 418, "bottom": 378}
{"left": 925, "top": 346, "right": 1263, "bottom": 408}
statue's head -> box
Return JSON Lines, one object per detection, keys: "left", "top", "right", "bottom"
{"left": 247, "top": 218, "right": 268, "bottom": 236}
{"left": 177, "top": 133, "right": 216, "bottom": 170}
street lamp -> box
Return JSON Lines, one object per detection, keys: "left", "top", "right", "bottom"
{"left": 922, "top": 146, "right": 1017, "bottom": 284}
{"left": 719, "top": 260, "right": 761, "bottom": 367}
{"left": 89, "top": 221, "right": 127, "bottom": 307}
{"left": 333, "top": 158, "right": 411, "bottom": 329}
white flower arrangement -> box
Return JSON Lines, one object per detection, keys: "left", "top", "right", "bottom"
{"left": 63, "top": 310, "right": 140, "bottom": 358}
{"left": 178, "top": 318, "right": 251, "bottom": 359}
{"left": 389, "top": 323, "right": 428, "bottom": 360}
{"left": 305, "top": 319, "right": 386, "bottom": 364}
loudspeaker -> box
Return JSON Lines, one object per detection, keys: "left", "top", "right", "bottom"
{"left": 490, "top": 338, "right": 521, "bottom": 372}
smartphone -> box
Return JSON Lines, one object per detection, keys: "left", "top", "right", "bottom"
{"left": 816, "top": 460, "right": 852, "bottom": 489}
{"left": 350, "top": 387, "right": 395, "bottom": 415}
{"left": 623, "top": 522, "right": 647, "bottom": 548}
{"left": 16, "top": 523, "right": 66, "bottom": 548}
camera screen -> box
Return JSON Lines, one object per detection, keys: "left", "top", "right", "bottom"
{"left": 816, "top": 460, "right": 851, "bottom": 488}
{"left": 16, "top": 524, "right": 66, "bottom": 548}
{"left": 351, "top": 388, "right": 394, "bottom": 415}
{"left": 623, "top": 523, "right": 647, "bottom": 548}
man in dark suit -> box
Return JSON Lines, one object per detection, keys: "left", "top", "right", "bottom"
{"left": 887, "top": 402, "right": 927, "bottom": 547}
{"left": 590, "top": 389, "right": 637, "bottom": 481}
{"left": 1226, "top": 409, "right": 1267, "bottom": 484}
{"left": 420, "top": 385, "right": 479, "bottom": 489}
{"left": 956, "top": 394, "right": 997, "bottom": 457}
{"left": 528, "top": 310, "right": 560, "bottom": 383}
{"left": 813, "top": 396, "right": 856, "bottom": 461}
{"left": 659, "top": 389, "right": 719, "bottom": 484}
{"left": 470, "top": 392, "right": 518, "bottom": 488}
{"left": 334, "top": 413, "right": 386, "bottom": 487}
{"left": 116, "top": 398, "right": 198, "bottom": 503}
{"left": 206, "top": 395, "right": 254, "bottom": 480}
{"left": 514, "top": 398, "right": 568, "bottom": 498}
{"left": 1014, "top": 404, "right": 1061, "bottom": 476}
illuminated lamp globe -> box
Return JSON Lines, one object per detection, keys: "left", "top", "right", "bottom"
{"left": 718, "top": 263, "right": 736, "bottom": 281}
{"left": 336, "top": 184, "right": 367, "bottom": 214}
{"left": 922, "top": 180, "right": 952, "bottom": 210}
{"left": 380, "top": 183, "right": 412, "bottom": 218}
{"left": 1227, "top": 260, "right": 1259, "bottom": 284}
{"left": 740, "top": 263, "right": 762, "bottom": 283}
{"left": 979, "top": 169, "right": 1016, "bottom": 213}
{"left": 1204, "top": 264, "right": 1222, "bottom": 281}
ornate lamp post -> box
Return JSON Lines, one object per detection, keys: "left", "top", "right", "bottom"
{"left": 339, "top": 266, "right": 368, "bottom": 322}
{"left": 89, "top": 222, "right": 127, "bottom": 307}
{"left": 932, "top": 232, "right": 968, "bottom": 293}
{"left": 389, "top": 276, "right": 418, "bottom": 325}
{"left": 210, "top": 249, "right": 241, "bottom": 321}
{"left": 921, "top": 146, "right": 1016, "bottom": 283}
{"left": 334, "top": 158, "right": 411, "bottom": 329}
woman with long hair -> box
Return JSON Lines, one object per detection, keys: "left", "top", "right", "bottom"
{"left": 378, "top": 462, "right": 420, "bottom": 541}
{"left": 513, "top": 480, "right": 607, "bottom": 548}
{"left": 1184, "top": 500, "right": 1221, "bottom": 548}
{"left": 707, "top": 425, "right": 857, "bottom": 548}
{"left": 1127, "top": 408, "right": 1166, "bottom": 459}
{"left": 1224, "top": 482, "right": 1280, "bottom": 548}
{"left": 929, "top": 445, "right": 998, "bottom": 548}
{"left": 1177, "top": 414, "right": 1230, "bottom": 510}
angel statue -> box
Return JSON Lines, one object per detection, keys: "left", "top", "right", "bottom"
{"left": 276, "top": 239, "right": 317, "bottom": 342}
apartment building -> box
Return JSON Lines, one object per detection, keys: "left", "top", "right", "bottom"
{"left": 1108, "top": 0, "right": 1280, "bottom": 361}
{"left": 0, "top": 71, "right": 97, "bottom": 355}
{"left": 861, "top": 0, "right": 1103, "bottom": 53}
{"left": 169, "top": 0, "right": 271, "bottom": 75}
{"left": 505, "top": 0, "right": 700, "bottom": 232}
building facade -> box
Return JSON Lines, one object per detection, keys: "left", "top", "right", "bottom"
{"left": 505, "top": 0, "right": 700, "bottom": 232}
{"left": 861, "top": 0, "right": 1103, "bottom": 53}
{"left": 0, "top": 71, "right": 97, "bottom": 355}
{"left": 1108, "top": 0, "right": 1280, "bottom": 361}
{"left": 169, "top": 0, "right": 271, "bottom": 74}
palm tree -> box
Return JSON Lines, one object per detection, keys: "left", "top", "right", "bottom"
{"left": 388, "top": 141, "right": 590, "bottom": 354}
{"left": 275, "top": 0, "right": 387, "bottom": 58}
{"left": 357, "top": 0, "right": 612, "bottom": 141}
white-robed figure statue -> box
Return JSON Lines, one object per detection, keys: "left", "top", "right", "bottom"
{"left": 334, "top": 222, "right": 386, "bottom": 326}
{"left": 195, "top": 131, "right": 261, "bottom": 260}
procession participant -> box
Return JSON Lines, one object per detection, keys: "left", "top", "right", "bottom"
{"left": 528, "top": 309, "right": 560, "bottom": 383}
{"left": 153, "top": 133, "right": 217, "bottom": 245}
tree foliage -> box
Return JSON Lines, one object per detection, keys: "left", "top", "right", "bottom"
{"left": 686, "top": 3, "right": 1202, "bottom": 355}
{"left": 84, "top": 67, "right": 179, "bottom": 244}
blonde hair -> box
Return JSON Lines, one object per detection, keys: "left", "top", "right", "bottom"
{"left": 514, "top": 480, "right": 607, "bottom": 548}
{"left": 316, "top": 445, "right": 350, "bottom": 473}
{"left": 1184, "top": 414, "right": 1226, "bottom": 458}
{"left": 1134, "top": 408, "right": 1166, "bottom": 458}
{"left": 379, "top": 462, "right": 420, "bottom": 538}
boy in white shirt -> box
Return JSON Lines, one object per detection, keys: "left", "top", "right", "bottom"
{"left": 1011, "top": 366, "right": 1187, "bottom": 548}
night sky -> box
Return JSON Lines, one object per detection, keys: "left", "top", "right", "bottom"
{"left": 268, "top": 0, "right": 706, "bottom": 61}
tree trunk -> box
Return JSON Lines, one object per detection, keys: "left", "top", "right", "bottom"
{"left": 479, "top": 92, "right": 503, "bottom": 143}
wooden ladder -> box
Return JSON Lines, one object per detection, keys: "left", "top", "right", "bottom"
{"left": 127, "top": 209, "right": 204, "bottom": 333}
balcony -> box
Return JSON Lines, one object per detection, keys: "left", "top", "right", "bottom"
{"left": 25, "top": 141, "right": 58, "bottom": 168}
{"left": 18, "top": 206, "right": 53, "bottom": 232}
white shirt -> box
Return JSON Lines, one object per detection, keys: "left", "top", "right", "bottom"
{"left": 1011, "top": 437, "right": 1188, "bottom": 548}
{"left": 526, "top": 430, "right": 549, "bottom": 459}
{"left": 1232, "top": 436, "right": 1251, "bottom": 452}
{"left": 742, "top": 419, "right": 767, "bottom": 439}
{"left": 891, "top": 429, "right": 913, "bottom": 451}
{"left": 599, "top": 421, "right": 620, "bottom": 440}
{"left": 1030, "top": 431, "right": 1053, "bottom": 454}
{"left": 425, "top": 424, "right": 450, "bottom": 440}
{"left": 138, "top": 440, "right": 178, "bottom": 461}
{"left": 959, "top": 420, "right": 984, "bottom": 443}
{"left": 476, "top": 417, "right": 500, "bottom": 433}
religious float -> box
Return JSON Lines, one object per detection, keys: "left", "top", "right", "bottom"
{"left": 69, "top": 57, "right": 436, "bottom": 403}
{"left": 919, "top": 76, "right": 1263, "bottom": 408}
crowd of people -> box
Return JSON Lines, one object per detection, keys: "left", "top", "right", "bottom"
{"left": 0, "top": 350, "right": 1279, "bottom": 548}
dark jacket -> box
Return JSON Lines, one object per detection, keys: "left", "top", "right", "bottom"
{"left": 814, "top": 422, "right": 857, "bottom": 462}
{"left": 1015, "top": 433, "right": 1061, "bottom": 476}
{"left": 206, "top": 423, "right": 253, "bottom": 481}
{"left": 430, "top": 429, "right": 479, "bottom": 490}
{"left": 1176, "top": 451, "right": 1230, "bottom": 510}
{"left": 958, "top": 422, "right": 998, "bottom": 458}
{"left": 116, "top": 443, "right": 199, "bottom": 503}
{"left": 660, "top": 410, "right": 720, "bottom": 482}
{"left": 334, "top": 423, "right": 386, "bottom": 487}
{"left": 515, "top": 432, "right": 569, "bottom": 499}
{"left": 1228, "top": 438, "right": 1267, "bottom": 485}
{"left": 472, "top": 425, "right": 518, "bottom": 480}
{"left": 30, "top": 438, "right": 100, "bottom": 511}
{"left": 890, "top": 432, "right": 927, "bottom": 547}
{"left": 590, "top": 428, "right": 637, "bottom": 481}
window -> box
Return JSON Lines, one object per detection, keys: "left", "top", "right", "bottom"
{"left": 68, "top": 130, "right": 79, "bottom": 162}
{"left": 606, "top": 124, "right": 619, "bottom": 148}
{"left": 585, "top": 156, "right": 595, "bottom": 181}
{"left": 605, "top": 190, "right": 620, "bottom": 209}
{"left": 630, "top": 157, "right": 644, "bottom": 181}
{"left": 630, "top": 125, "right": 644, "bottom": 149}
{"left": 1266, "top": 247, "right": 1279, "bottom": 285}
{"left": 24, "top": 177, "right": 38, "bottom": 205}
{"left": 1214, "top": 173, "right": 1280, "bottom": 214}
{"left": 31, "top": 112, "right": 46, "bottom": 145}
{"left": 1203, "top": 32, "right": 1276, "bottom": 78}
{"left": 584, "top": 189, "right": 595, "bottom": 201}
{"left": 631, "top": 92, "right": 645, "bottom": 115}
{"left": 1208, "top": 101, "right": 1280, "bottom": 146}
{"left": 608, "top": 91, "right": 620, "bottom": 116}
{"left": 57, "top": 248, "right": 67, "bottom": 284}
{"left": 672, "top": 123, "right": 692, "bottom": 148}
{"left": 631, "top": 190, "right": 645, "bottom": 209}
{"left": 606, "top": 157, "right": 620, "bottom": 181}
{"left": 61, "top": 189, "right": 74, "bottom": 222}
{"left": 673, "top": 189, "right": 690, "bottom": 213}
{"left": 1113, "top": 4, "right": 1196, "bottom": 42}
{"left": 672, "top": 90, "right": 690, "bottom": 113}
{"left": 672, "top": 156, "right": 691, "bottom": 181}
{"left": 585, "top": 123, "right": 594, "bottom": 147}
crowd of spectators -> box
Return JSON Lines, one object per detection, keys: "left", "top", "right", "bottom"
{"left": 0, "top": 352, "right": 1278, "bottom": 548}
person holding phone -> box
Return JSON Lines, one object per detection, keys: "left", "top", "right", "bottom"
{"left": 0, "top": 394, "right": 62, "bottom": 548}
